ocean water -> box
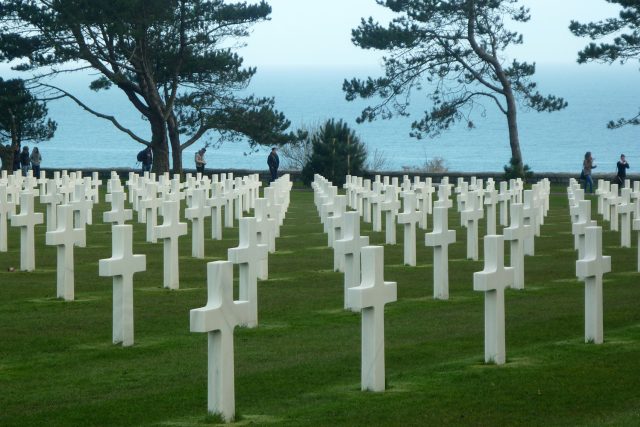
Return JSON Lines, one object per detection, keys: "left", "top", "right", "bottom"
{"left": 32, "top": 65, "right": 640, "bottom": 173}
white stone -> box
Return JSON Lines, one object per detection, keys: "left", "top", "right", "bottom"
{"left": 618, "top": 188, "right": 633, "bottom": 248}
{"left": 103, "top": 190, "right": 132, "bottom": 225}
{"left": 190, "top": 261, "right": 251, "bottom": 422}
{"left": 40, "top": 179, "right": 63, "bottom": 232}
{"left": 607, "top": 184, "right": 620, "bottom": 231}
{"left": 484, "top": 185, "right": 498, "bottom": 235}
{"left": 347, "top": 246, "right": 397, "bottom": 392}
{"left": 139, "top": 182, "right": 162, "bottom": 243}
{"left": 10, "top": 191, "right": 44, "bottom": 271}
{"left": 380, "top": 185, "right": 400, "bottom": 245}
{"left": 0, "top": 185, "right": 14, "bottom": 252}
{"left": 46, "top": 204, "right": 85, "bottom": 301}
{"left": 228, "top": 217, "right": 268, "bottom": 328}
{"left": 522, "top": 190, "right": 537, "bottom": 256}
{"left": 503, "top": 203, "right": 533, "bottom": 290}
{"left": 425, "top": 205, "right": 456, "bottom": 299}
{"left": 576, "top": 226, "right": 611, "bottom": 344}
{"left": 185, "top": 187, "right": 208, "bottom": 259}
{"left": 397, "top": 191, "right": 421, "bottom": 266}
{"left": 461, "top": 191, "right": 483, "bottom": 261}
{"left": 154, "top": 200, "right": 188, "bottom": 290}
{"left": 254, "top": 198, "right": 275, "bottom": 280}
{"left": 572, "top": 200, "right": 596, "bottom": 263}
{"left": 473, "top": 235, "right": 514, "bottom": 365}
{"left": 335, "top": 212, "right": 369, "bottom": 310}
{"left": 99, "top": 224, "right": 146, "bottom": 346}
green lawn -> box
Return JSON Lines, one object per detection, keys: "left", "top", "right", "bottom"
{"left": 1, "top": 184, "right": 640, "bottom": 426}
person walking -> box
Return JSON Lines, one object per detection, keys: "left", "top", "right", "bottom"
{"left": 20, "top": 146, "right": 30, "bottom": 176}
{"left": 616, "top": 153, "right": 629, "bottom": 186}
{"left": 30, "top": 147, "right": 42, "bottom": 178}
{"left": 195, "top": 148, "right": 206, "bottom": 174}
{"left": 582, "top": 151, "right": 596, "bottom": 193}
{"left": 267, "top": 147, "right": 279, "bottom": 182}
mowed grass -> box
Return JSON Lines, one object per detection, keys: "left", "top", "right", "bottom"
{"left": 2, "top": 183, "right": 640, "bottom": 426}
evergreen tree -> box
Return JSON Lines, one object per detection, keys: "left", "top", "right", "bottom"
{"left": 0, "top": 78, "right": 56, "bottom": 171}
{"left": 301, "top": 119, "right": 367, "bottom": 186}
{"left": 0, "top": 0, "right": 300, "bottom": 173}
{"left": 570, "top": 0, "right": 640, "bottom": 128}
{"left": 343, "top": 0, "right": 567, "bottom": 177}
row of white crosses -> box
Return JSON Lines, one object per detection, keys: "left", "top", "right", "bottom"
{"left": 188, "top": 174, "right": 292, "bottom": 422}
{"left": 0, "top": 170, "right": 100, "bottom": 277}
{"left": 312, "top": 175, "right": 397, "bottom": 393}
{"left": 568, "top": 178, "right": 620, "bottom": 345}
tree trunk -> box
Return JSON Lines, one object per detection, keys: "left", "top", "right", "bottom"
{"left": 505, "top": 90, "right": 524, "bottom": 177}
{"left": 149, "top": 114, "right": 170, "bottom": 174}
{"left": 167, "top": 114, "right": 183, "bottom": 176}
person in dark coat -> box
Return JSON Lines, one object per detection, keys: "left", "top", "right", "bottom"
{"left": 12, "top": 146, "right": 21, "bottom": 172}
{"left": 267, "top": 147, "right": 279, "bottom": 182}
{"left": 20, "top": 146, "right": 30, "bottom": 176}
{"left": 616, "top": 154, "right": 629, "bottom": 187}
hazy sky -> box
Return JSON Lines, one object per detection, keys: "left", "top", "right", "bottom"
{"left": 240, "top": 0, "right": 625, "bottom": 68}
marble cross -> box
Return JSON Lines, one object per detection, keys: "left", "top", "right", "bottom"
{"left": 335, "top": 211, "right": 370, "bottom": 310}
{"left": 103, "top": 190, "right": 132, "bottom": 225}
{"left": 498, "top": 181, "right": 510, "bottom": 226}
{"left": 140, "top": 182, "right": 162, "bottom": 243}
{"left": 484, "top": 185, "right": 498, "bottom": 235}
{"left": 254, "top": 198, "right": 275, "bottom": 280}
{"left": 190, "top": 261, "right": 251, "bottom": 422}
{"left": 154, "top": 200, "right": 188, "bottom": 290}
{"left": 473, "top": 235, "right": 514, "bottom": 364}
{"left": 206, "top": 182, "right": 225, "bottom": 240}
{"left": 572, "top": 200, "right": 596, "bottom": 261}
{"left": 522, "top": 190, "right": 537, "bottom": 256}
{"left": 397, "top": 191, "right": 421, "bottom": 266}
{"left": 328, "top": 195, "right": 347, "bottom": 272}
{"left": 348, "top": 246, "right": 397, "bottom": 392}
{"left": 40, "top": 179, "right": 62, "bottom": 232}
{"left": 503, "top": 203, "right": 533, "bottom": 290}
{"left": 380, "top": 185, "right": 400, "bottom": 245}
{"left": 185, "top": 187, "right": 208, "bottom": 258}
{"left": 618, "top": 188, "right": 633, "bottom": 248}
{"left": 228, "top": 217, "right": 268, "bottom": 328}
{"left": 460, "top": 191, "right": 483, "bottom": 261}
{"left": 425, "top": 205, "right": 456, "bottom": 299}
{"left": 99, "top": 224, "right": 146, "bottom": 347}
{"left": 607, "top": 184, "right": 620, "bottom": 231}
{"left": 576, "top": 226, "right": 611, "bottom": 344}
{"left": 0, "top": 185, "right": 14, "bottom": 252}
{"left": 11, "top": 191, "right": 44, "bottom": 271}
{"left": 45, "top": 204, "right": 86, "bottom": 301}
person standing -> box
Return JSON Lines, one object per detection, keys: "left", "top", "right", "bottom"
{"left": 582, "top": 151, "right": 596, "bottom": 193}
{"left": 616, "top": 153, "right": 629, "bottom": 186}
{"left": 267, "top": 147, "right": 279, "bottom": 182}
{"left": 195, "top": 148, "right": 206, "bottom": 174}
{"left": 30, "top": 147, "right": 42, "bottom": 178}
{"left": 20, "top": 146, "right": 30, "bottom": 176}
{"left": 140, "top": 146, "right": 153, "bottom": 173}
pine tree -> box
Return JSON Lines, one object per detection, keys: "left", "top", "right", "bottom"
{"left": 302, "top": 119, "right": 367, "bottom": 186}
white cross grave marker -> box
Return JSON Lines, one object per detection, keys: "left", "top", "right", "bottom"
{"left": 103, "top": 190, "right": 132, "bottom": 225}
{"left": 397, "top": 191, "right": 421, "bottom": 266}
{"left": 154, "top": 200, "right": 188, "bottom": 290}
{"left": 99, "top": 224, "right": 146, "bottom": 346}
{"left": 228, "top": 217, "right": 268, "bottom": 328}
{"left": 347, "top": 246, "right": 397, "bottom": 392}
{"left": 45, "top": 204, "right": 86, "bottom": 300}
{"left": 380, "top": 185, "right": 400, "bottom": 245}
{"left": 576, "top": 226, "right": 611, "bottom": 344}
{"left": 425, "top": 205, "right": 456, "bottom": 300}
{"left": 185, "top": 187, "right": 208, "bottom": 259}
{"left": 503, "top": 203, "right": 533, "bottom": 290}
{"left": 473, "top": 235, "right": 514, "bottom": 364}
{"left": 335, "top": 212, "right": 369, "bottom": 310}
{"left": 11, "top": 191, "right": 44, "bottom": 271}
{"left": 190, "top": 261, "right": 251, "bottom": 422}
{"left": 461, "top": 191, "right": 483, "bottom": 261}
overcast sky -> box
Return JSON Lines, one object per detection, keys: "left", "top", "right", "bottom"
{"left": 240, "top": 0, "right": 626, "bottom": 68}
